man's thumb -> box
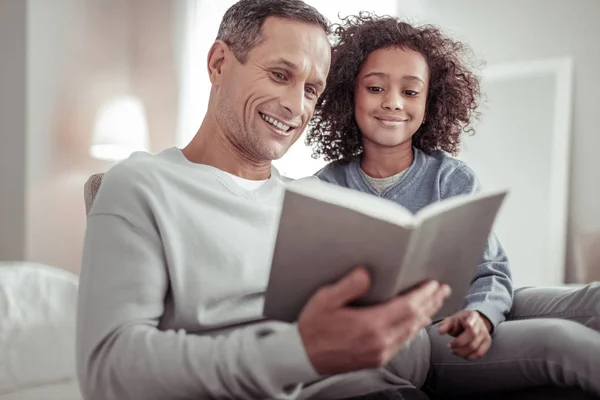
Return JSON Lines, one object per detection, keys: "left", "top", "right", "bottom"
{"left": 325, "top": 266, "right": 371, "bottom": 308}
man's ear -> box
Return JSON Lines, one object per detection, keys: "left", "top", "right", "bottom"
{"left": 207, "top": 40, "right": 230, "bottom": 86}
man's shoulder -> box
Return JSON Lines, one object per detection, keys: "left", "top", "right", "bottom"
{"left": 91, "top": 149, "right": 179, "bottom": 215}
{"left": 102, "top": 151, "right": 166, "bottom": 190}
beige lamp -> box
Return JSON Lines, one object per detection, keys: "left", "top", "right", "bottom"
{"left": 90, "top": 95, "right": 149, "bottom": 161}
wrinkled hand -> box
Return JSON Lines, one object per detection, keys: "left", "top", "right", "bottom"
{"left": 439, "top": 309, "right": 492, "bottom": 360}
{"left": 299, "top": 267, "right": 451, "bottom": 375}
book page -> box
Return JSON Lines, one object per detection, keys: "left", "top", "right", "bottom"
{"left": 286, "top": 179, "right": 416, "bottom": 228}
{"left": 415, "top": 189, "right": 508, "bottom": 223}
{"left": 263, "top": 190, "right": 414, "bottom": 323}
{"left": 395, "top": 191, "right": 507, "bottom": 319}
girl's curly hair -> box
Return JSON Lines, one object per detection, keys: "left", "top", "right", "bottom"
{"left": 307, "top": 13, "right": 482, "bottom": 162}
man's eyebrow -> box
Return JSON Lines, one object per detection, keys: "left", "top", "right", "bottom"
{"left": 362, "top": 71, "right": 425, "bottom": 85}
{"left": 311, "top": 77, "right": 326, "bottom": 91}
{"left": 268, "top": 57, "right": 300, "bottom": 70}
{"left": 266, "top": 57, "right": 326, "bottom": 89}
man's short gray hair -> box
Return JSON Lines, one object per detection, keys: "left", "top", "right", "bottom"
{"left": 217, "top": 0, "right": 330, "bottom": 63}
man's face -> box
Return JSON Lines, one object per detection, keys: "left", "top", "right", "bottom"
{"left": 213, "top": 17, "right": 331, "bottom": 162}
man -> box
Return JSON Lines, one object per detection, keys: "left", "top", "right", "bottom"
{"left": 76, "top": 1, "right": 450, "bottom": 399}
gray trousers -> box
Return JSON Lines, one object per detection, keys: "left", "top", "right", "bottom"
{"left": 298, "top": 283, "right": 600, "bottom": 399}
{"left": 425, "top": 283, "right": 600, "bottom": 396}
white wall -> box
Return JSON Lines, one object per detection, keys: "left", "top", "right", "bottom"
{"left": 0, "top": 0, "right": 179, "bottom": 272}
{"left": 6, "top": 0, "right": 597, "bottom": 276}
{"left": 401, "top": 0, "right": 600, "bottom": 282}
{"left": 24, "top": 0, "right": 132, "bottom": 273}
{"left": 0, "top": 0, "right": 27, "bottom": 261}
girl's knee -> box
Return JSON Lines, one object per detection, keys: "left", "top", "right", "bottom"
{"left": 535, "top": 319, "right": 594, "bottom": 356}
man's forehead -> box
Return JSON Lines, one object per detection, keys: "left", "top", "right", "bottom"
{"left": 254, "top": 17, "right": 330, "bottom": 75}
{"left": 258, "top": 17, "right": 329, "bottom": 52}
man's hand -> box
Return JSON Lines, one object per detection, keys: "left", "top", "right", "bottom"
{"left": 439, "top": 310, "right": 492, "bottom": 360}
{"left": 298, "top": 267, "right": 451, "bottom": 375}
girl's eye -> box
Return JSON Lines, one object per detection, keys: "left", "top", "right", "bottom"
{"left": 404, "top": 90, "right": 419, "bottom": 96}
{"left": 367, "top": 86, "right": 383, "bottom": 93}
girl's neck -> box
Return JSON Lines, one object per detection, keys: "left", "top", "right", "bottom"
{"left": 360, "top": 140, "right": 414, "bottom": 179}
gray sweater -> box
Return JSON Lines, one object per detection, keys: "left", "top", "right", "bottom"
{"left": 77, "top": 148, "right": 318, "bottom": 399}
{"left": 316, "top": 148, "right": 514, "bottom": 330}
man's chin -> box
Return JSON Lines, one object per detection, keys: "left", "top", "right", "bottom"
{"left": 261, "top": 138, "right": 296, "bottom": 160}
{"left": 267, "top": 148, "right": 289, "bottom": 162}
{"left": 257, "top": 144, "right": 290, "bottom": 163}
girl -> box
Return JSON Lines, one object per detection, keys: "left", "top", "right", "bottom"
{"left": 309, "top": 13, "right": 600, "bottom": 397}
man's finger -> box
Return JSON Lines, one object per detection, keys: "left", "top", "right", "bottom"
{"left": 378, "top": 281, "right": 439, "bottom": 322}
{"left": 323, "top": 267, "right": 371, "bottom": 308}
{"left": 428, "top": 284, "right": 452, "bottom": 316}
{"left": 438, "top": 284, "right": 452, "bottom": 299}
{"left": 422, "top": 283, "right": 451, "bottom": 309}
{"left": 400, "top": 281, "right": 451, "bottom": 317}
{"left": 405, "top": 281, "right": 442, "bottom": 304}
{"left": 369, "top": 281, "right": 450, "bottom": 331}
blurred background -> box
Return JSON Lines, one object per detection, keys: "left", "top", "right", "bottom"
{"left": 1, "top": 0, "right": 599, "bottom": 285}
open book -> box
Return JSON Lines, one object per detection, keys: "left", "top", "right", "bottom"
{"left": 263, "top": 178, "right": 507, "bottom": 323}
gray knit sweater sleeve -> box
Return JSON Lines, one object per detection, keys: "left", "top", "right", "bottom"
{"left": 441, "top": 165, "right": 514, "bottom": 330}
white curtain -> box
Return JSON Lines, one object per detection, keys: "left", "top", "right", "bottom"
{"left": 175, "top": 0, "right": 238, "bottom": 148}
{"left": 175, "top": 0, "right": 399, "bottom": 178}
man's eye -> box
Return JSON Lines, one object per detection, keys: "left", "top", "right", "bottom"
{"left": 367, "top": 86, "right": 383, "bottom": 93}
{"left": 272, "top": 72, "right": 286, "bottom": 81}
{"left": 305, "top": 87, "right": 317, "bottom": 96}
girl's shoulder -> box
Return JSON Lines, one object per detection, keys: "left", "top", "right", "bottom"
{"left": 419, "top": 149, "right": 480, "bottom": 196}
{"left": 421, "top": 149, "right": 477, "bottom": 180}
{"left": 314, "top": 157, "right": 359, "bottom": 185}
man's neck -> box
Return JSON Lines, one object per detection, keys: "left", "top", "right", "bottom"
{"left": 182, "top": 119, "right": 271, "bottom": 180}
{"left": 360, "top": 140, "right": 414, "bottom": 179}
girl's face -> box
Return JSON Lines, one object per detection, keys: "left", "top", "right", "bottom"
{"left": 354, "top": 46, "right": 429, "bottom": 151}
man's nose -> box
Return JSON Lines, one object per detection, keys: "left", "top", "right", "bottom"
{"left": 280, "top": 84, "right": 306, "bottom": 117}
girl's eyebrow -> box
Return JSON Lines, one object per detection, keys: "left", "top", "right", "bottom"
{"left": 362, "top": 71, "right": 425, "bottom": 85}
